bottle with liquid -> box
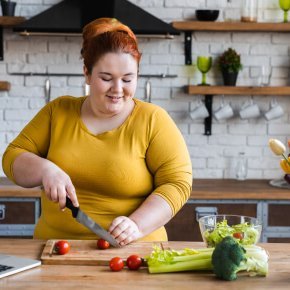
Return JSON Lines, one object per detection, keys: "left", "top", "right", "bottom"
{"left": 241, "top": 0, "right": 258, "bottom": 22}
{"left": 236, "top": 152, "right": 247, "bottom": 181}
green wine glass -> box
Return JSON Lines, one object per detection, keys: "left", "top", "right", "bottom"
{"left": 197, "top": 56, "right": 212, "bottom": 86}
{"left": 279, "top": 0, "right": 290, "bottom": 22}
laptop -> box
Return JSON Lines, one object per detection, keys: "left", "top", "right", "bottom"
{"left": 0, "top": 254, "right": 41, "bottom": 279}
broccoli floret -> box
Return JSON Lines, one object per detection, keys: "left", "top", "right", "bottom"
{"left": 212, "top": 236, "right": 268, "bottom": 281}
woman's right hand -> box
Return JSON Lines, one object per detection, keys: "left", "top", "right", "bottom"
{"left": 41, "top": 164, "right": 79, "bottom": 210}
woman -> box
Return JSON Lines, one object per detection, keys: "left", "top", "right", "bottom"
{"left": 2, "top": 18, "right": 192, "bottom": 246}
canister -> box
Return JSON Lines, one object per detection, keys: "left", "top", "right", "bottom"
{"left": 241, "top": 0, "right": 258, "bottom": 22}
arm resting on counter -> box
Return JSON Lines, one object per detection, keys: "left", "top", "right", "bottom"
{"left": 109, "top": 193, "right": 172, "bottom": 245}
{"left": 129, "top": 193, "right": 173, "bottom": 236}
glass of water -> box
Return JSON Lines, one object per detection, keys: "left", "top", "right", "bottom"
{"left": 259, "top": 65, "right": 272, "bottom": 86}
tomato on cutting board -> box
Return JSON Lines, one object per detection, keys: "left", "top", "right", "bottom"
{"left": 97, "top": 239, "right": 110, "bottom": 250}
{"left": 54, "top": 240, "right": 70, "bottom": 255}
{"left": 126, "top": 254, "right": 143, "bottom": 270}
{"left": 109, "top": 257, "right": 124, "bottom": 271}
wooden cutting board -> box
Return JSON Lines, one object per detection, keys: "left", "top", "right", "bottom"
{"left": 41, "top": 240, "right": 203, "bottom": 266}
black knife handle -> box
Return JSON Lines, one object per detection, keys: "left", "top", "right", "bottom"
{"left": 65, "top": 196, "right": 79, "bottom": 218}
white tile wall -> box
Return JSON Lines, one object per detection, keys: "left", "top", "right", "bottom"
{"left": 0, "top": 0, "right": 289, "bottom": 180}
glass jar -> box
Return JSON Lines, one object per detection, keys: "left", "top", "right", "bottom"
{"left": 235, "top": 152, "right": 248, "bottom": 181}
{"left": 241, "top": 0, "right": 258, "bottom": 22}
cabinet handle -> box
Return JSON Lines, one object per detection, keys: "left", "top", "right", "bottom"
{"left": 195, "top": 206, "right": 218, "bottom": 222}
{"left": 0, "top": 204, "right": 5, "bottom": 220}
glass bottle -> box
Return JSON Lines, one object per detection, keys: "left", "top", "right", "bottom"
{"left": 241, "top": 0, "right": 258, "bottom": 22}
{"left": 236, "top": 152, "right": 247, "bottom": 181}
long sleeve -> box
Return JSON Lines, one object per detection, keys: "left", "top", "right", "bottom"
{"left": 2, "top": 103, "right": 52, "bottom": 182}
{"left": 145, "top": 108, "right": 192, "bottom": 215}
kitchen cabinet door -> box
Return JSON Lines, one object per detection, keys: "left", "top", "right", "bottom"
{"left": 268, "top": 203, "right": 290, "bottom": 227}
{"left": 0, "top": 197, "right": 40, "bottom": 237}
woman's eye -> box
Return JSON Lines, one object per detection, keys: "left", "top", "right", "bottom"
{"left": 123, "top": 79, "right": 132, "bottom": 83}
{"left": 102, "top": 78, "right": 112, "bottom": 82}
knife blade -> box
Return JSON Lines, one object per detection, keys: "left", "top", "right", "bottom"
{"left": 65, "top": 197, "right": 120, "bottom": 248}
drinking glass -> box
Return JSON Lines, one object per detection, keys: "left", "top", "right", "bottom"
{"left": 279, "top": 0, "right": 290, "bottom": 23}
{"left": 197, "top": 56, "right": 212, "bottom": 86}
{"left": 236, "top": 152, "right": 247, "bottom": 181}
{"left": 259, "top": 65, "right": 272, "bottom": 86}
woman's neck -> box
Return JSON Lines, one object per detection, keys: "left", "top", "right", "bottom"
{"left": 81, "top": 97, "right": 135, "bottom": 134}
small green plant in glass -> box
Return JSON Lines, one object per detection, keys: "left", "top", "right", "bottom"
{"left": 197, "top": 56, "right": 212, "bottom": 86}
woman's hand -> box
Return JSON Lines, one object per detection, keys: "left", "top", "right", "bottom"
{"left": 108, "top": 216, "right": 142, "bottom": 246}
{"left": 42, "top": 164, "right": 78, "bottom": 210}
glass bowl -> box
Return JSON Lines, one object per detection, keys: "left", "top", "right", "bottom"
{"left": 198, "top": 215, "right": 262, "bottom": 247}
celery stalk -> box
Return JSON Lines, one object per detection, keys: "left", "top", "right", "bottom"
{"left": 146, "top": 246, "right": 214, "bottom": 274}
{"left": 148, "top": 258, "right": 213, "bottom": 274}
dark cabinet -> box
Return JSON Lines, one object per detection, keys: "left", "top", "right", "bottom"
{"left": 0, "top": 197, "right": 40, "bottom": 237}
{"left": 268, "top": 204, "right": 290, "bottom": 227}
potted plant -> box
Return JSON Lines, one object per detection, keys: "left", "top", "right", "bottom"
{"left": 217, "top": 47, "right": 243, "bottom": 86}
{"left": 1, "top": 0, "right": 17, "bottom": 16}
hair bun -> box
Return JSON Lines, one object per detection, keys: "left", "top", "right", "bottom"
{"left": 82, "top": 17, "right": 136, "bottom": 42}
{"left": 81, "top": 17, "right": 141, "bottom": 73}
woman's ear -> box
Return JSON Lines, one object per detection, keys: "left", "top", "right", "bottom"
{"left": 83, "top": 65, "right": 91, "bottom": 85}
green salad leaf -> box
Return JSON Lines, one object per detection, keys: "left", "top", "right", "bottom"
{"left": 203, "top": 219, "right": 260, "bottom": 247}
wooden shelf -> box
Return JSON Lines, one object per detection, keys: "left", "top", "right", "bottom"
{"left": 0, "top": 81, "right": 10, "bottom": 91}
{"left": 187, "top": 86, "right": 290, "bottom": 96}
{"left": 0, "top": 16, "right": 26, "bottom": 27}
{"left": 172, "top": 21, "right": 290, "bottom": 32}
{"left": 172, "top": 21, "right": 290, "bottom": 64}
{"left": 187, "top": 86, "right": 290, "bottom": 135}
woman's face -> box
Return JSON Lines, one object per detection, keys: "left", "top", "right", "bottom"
{"left": 84, "top": 52, "right": 138, "bottom": 117}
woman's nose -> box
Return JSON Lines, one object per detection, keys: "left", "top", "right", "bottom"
{"left": 111, "top": 80, "right": 123, "bottom": 92}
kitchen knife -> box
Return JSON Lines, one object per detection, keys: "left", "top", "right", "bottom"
{"left": 65, "top": 197, "right": 120, "bottom": 248}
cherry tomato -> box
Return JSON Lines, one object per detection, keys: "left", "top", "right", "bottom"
{"left": 233, "top": 232, "right": 244, "bottom": 240}
{"left": 97, "top": 239, "right": 110, "bottom": 250}
{"left": 126, "top": 254, "right": 143, "bottom": 270}
{"left": 54, "top": 240, "right": 70, "bottom": 255}
{"left": 109, "top": 257, "right": 124, "bottom": 272}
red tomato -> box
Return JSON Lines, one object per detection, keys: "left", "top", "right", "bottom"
{"left": 126, "top": 254, "right": 142, "bottom": 270}
{"left": 109, "top": 257, "right": 124, "bottom": 272}
{"left": 54, "top": 240, "right": 70, "bottom": 255}
{"left": 233, "top": 232, "right": 244, "bottom": 240}
{"left": 97, "top": 239, "right": 110, "bottom": 250}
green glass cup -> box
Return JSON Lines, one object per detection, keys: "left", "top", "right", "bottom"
{"left": 197, "top": 56, "right": 212, "bottom": 86}
{"left": 279, "top": 0, "right": 290, "bottom": 22}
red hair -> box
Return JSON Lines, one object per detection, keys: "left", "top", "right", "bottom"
{"left": 81, "top": 18, "right": 142, "bottom": 74}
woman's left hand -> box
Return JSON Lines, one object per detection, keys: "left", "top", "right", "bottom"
{"left": 108, "top": 216, "right": 142, "bottom": 246}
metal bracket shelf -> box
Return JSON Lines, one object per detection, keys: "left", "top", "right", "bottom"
{"left": 0, "top": 28, "right": 3, "bottom": 61}
{"left": 172, "top": 21, "right": 290, "bottom": 65}
{"left": 204, "top": 95, "right": 213, "bottom": 136}
{"left": 184, "top": 32, "right": 192, "bottom": 65}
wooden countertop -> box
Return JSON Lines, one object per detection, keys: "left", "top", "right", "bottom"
{"left": 191, "top": 179, "right": 290, "bottom": 200}
{"left": 1, "top": 177, "right": 290, "bottom": 200}
{"left": 0, "top": 177, "right": 41, "bottom": 197}
{"left": 0, "top": 239, "right": 289, "bottom": 289}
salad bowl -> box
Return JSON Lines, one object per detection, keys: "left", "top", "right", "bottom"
{"left": 199, "top": 215, "right": 262, "bottom": 247}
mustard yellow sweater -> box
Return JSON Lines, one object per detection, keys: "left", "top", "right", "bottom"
{"left": 2, "top": 96, "right": 192, "bottom": 241}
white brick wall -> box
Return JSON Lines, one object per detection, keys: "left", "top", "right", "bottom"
{"left": 0, "top": 0, "right": 289, "bottom": 180}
